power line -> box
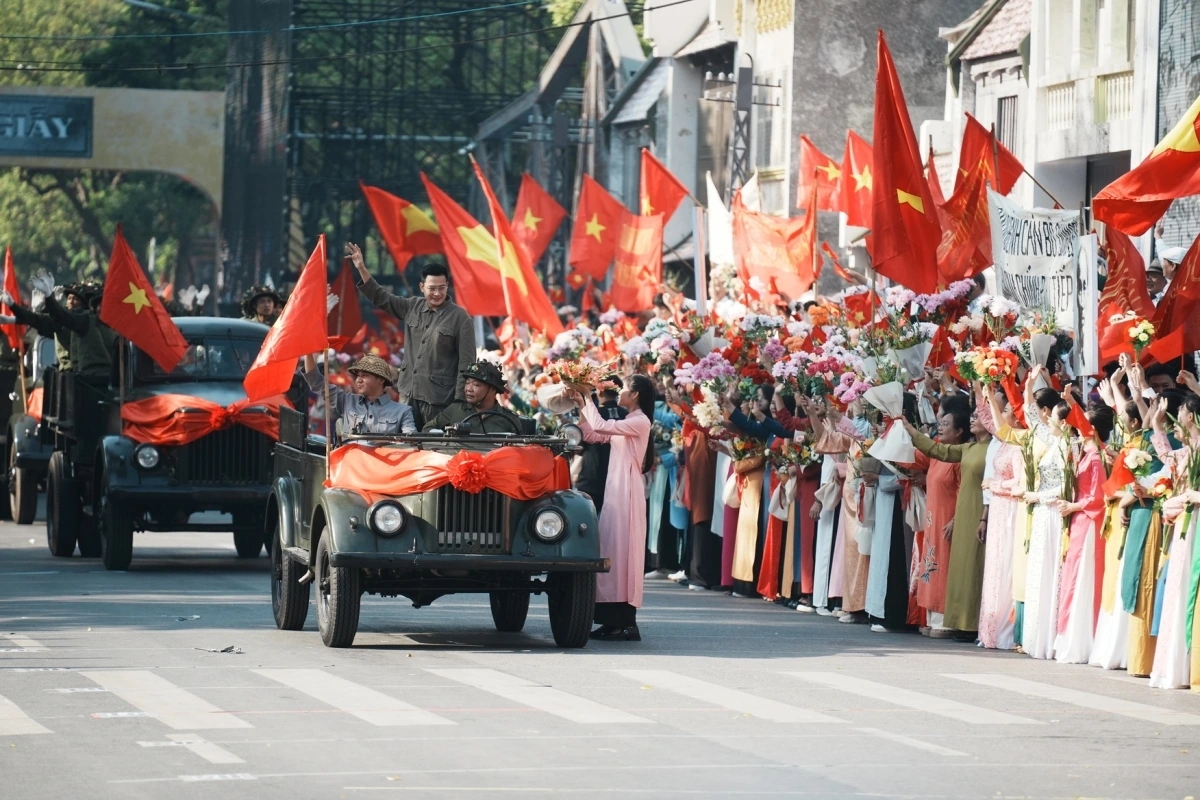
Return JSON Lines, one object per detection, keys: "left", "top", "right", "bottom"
{"left": 0, "top": 0, "right": 540, "bottom": 42}
{"left": 0, "top": 0, "right": 686, "bottom": 75}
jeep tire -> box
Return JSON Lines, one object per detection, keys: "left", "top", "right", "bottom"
{"left": 9, "top": 445, "right": 37, "bottom": 526}
{"left": 271, "top": 523, "right": 309, "bottom": 631}
{"left": 233, "top": 528, "right": 265, "bottom": 558}
{"left": 100, "top": 498, "right": 134, "bottom": 571}
{"left": 315, "top": 534, "right": 361, "bottom": 648}
{"left": 547, "top": 572, "right": 596, "bottom": 648}
{"left": 489, "top": 590, "right": 530, "bottom": 633}
{"left": 46, "top": 451, "right": 77, "bottom": 557}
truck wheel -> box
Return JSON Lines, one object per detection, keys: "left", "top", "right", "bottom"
{"left": 100, "top": 498, "right": 134, "bottom": 571}
{"left": 45, "top": 452, "right": 77, "bottom": 557}
{"left": 271, "top": 524, "right": 309, "bottom": 631}
{"left": 489, "top": 590, "right": 530, "bottom": 632}
{"left": 77, "top": 514, "right": 101, "bottom": 558}
{"left": 547, "top": 572, "right": 596, "bottom": 648}
{"left": 315, "top": 534, "right": 360, "bottom": 648}
{"left": 233, "top": 528, "right": 265, "bottom": 558}
{"left": 9, "top": 446, "right": 37, "bottom": 525}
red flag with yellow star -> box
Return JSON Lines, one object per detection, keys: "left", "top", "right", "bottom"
{"left": 2, "top": 247, "right": 23, "bottom": 350}
{"left": 420, "top": 173, "right": 508, "bottom": 317}
{"left": 360, "top": 182, "right": 443, "bottom": 272}
{"left": 871, "top": 30, "right": 942, "bottom": 294}
{"left": 568, "top": 174, "right": 625, "bottom": 280}
{"left": 511, "top": 174, "right": 566, "bottom": 265}
{"left": 732, "top": 191, "right": 817, "bottom": 301}
{"left": 472, "top": 161, "right": 564, "bottom": 337}
{"left": 639, "top": 148, "right": 689, "bottom": 220}
{"left": 1094, "top": 94, "right": 1200, "bottom": 235}
{"left": 798, "top": 135, "right": 841, "bottom": 212}
{"left": 99, "top": 226, "right": 188, "bottom": 373}
{"left": 243, "top": 236, "right": 329, "bottom": 402}
{"left": 956, "top": 114, "right": 1023, "bottom": 196}
{"left": 611, "top": 211, "right": 663, "bottom": 312}
{"left": 840, "top": 130, "right": 874, "bottom": 228}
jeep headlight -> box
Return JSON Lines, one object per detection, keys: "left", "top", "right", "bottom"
{"left": 368, "top": 501, "right": 407, "bottom": 537}
{"left": 134, "top": 444, "right": 160, "bottom": 470}
{"left": 532, "top": 508, "right": 566, "bottom": 542}
{"left": 560, "top": 423, "right": 583, "bottom": 448}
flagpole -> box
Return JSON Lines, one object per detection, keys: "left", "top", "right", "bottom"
{"left": 15, "top": 335, "right": 27, "bottom": 413}
{"left": 118, "top": 337, "right": 126, "bottom": 409}
{"left": 324, "top": 348, "right": 332, "bottom": 462}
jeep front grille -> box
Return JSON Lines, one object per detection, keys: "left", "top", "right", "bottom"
{"left": 179, "top": 426, "right": 272, "bottom": 485}
{"left": 434, "top": 487, "right": 509, "bottom": 553}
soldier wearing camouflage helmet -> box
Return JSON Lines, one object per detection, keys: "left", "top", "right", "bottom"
{"left": 242, "top": 285, "right": 283, "bottom": 326}
{"left": 423, "top": 360, "right": 525, "bottom": 434}
{"left": 1, "top": 273, "right": 115, "bottom": 378}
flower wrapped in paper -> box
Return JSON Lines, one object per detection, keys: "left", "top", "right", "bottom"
{"left": 862, "top": 381, "right": 914, "bottom": 463}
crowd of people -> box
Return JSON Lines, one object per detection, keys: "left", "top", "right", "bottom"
{"left": 439, "top": 253, "right": 1200, "bottom": 685}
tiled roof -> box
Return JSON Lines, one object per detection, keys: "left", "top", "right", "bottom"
{"left": 961, "top": 0, "right": 1030, "bottom": 60}
{"left": 675, "top": 18, "right": 736, "bottom": 58}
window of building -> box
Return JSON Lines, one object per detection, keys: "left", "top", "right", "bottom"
{"left": 996, "top": 95, "right": 1019, "bottom": 153}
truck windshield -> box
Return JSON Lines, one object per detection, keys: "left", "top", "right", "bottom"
{"left": 134, "top": 337, "right": 264, "bottom": 382}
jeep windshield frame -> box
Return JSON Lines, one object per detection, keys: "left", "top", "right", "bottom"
{"left": 131, "top": 334, "right": 266, "bottom": 384}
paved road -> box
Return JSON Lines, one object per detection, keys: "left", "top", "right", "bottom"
{"left": 2, "top": 522, "right": 1198, "bottom": 800}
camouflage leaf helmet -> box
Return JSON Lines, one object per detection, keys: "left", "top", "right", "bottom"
{"left": 461, "top": 360, "right": 508, "bottom": 393}
{"left": 242, "top": 285, "right": 284, "bottom": 318}
{"left": 348, "top": 354, "right": 394, "bottom": 387}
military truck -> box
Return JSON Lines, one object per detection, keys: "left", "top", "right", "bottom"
{"left": 3, "top": 334, "right": 57, "bottom": 524}
{"left": 43, "top": 317, "right": 276, "bottom": 570}
{"left": 268, "top": 406, "right": 606, "bottom": 648}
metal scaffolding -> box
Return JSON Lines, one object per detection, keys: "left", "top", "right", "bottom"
{"left": 221, "top": 0, "right": 554, "bottom": 296}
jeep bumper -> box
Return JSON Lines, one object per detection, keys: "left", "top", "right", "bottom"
{"left": 325, "top": 552, "right": 609, "bottom": 573}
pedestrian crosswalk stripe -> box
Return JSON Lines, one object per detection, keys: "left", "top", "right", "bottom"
{"left": 787, "top": 672, "right": 1042, "bottom": 725}
{"left": 944, "top": 673, "right": 1200, "bottom": 726}
{"left": 427, "top": 669, "right": 652, "bottom": 725}
{"left": 0, "top": 693, "right": 51, "bottom": 736}
{"left": 615, "top": 670, "right": 847, "bottom": 724}
{"left": 254, "top": 669, "right": 455, "bottom": 727}
{"left": 0, "top": 633, "right": 45, "bottom": 651}
{"left": 80, "top": 671, "right": 252, "bottom": 730}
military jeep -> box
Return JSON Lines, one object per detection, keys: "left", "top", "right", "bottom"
{"left": 43, "top": 317, "right": 276, "bottom": 570}
{"left": 268, "top": 406, "right": 606, "bottom": 648}
{"left": 2, "top": 334, "right": 56, "bottom": 524}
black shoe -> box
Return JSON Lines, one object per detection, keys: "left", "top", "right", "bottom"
{"left": 591, "top": 625, "right": 641, "bottom": 642}
{"left": 589, "top": 625, "right": 617, "bottom": 639}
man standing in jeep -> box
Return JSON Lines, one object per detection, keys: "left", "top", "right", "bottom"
{"left": 346, "top": 242, "right": 475, "bottom": 429}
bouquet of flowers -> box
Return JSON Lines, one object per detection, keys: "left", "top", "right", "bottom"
{"left": 547, "top": 326, "right": 601, "bottom": 361}
{"left": 1151, "top": 475, "right": 1175, "bottom": 555}
{"left": 833, "top": 370, "right": 874, "bottom": 405}
{"left": 1123, "top": 444, "right": 1156, "bottom": 478}
{"left": 911, "top": 279, "right": 975, "bottom": 324}
{"left": 674, "top": 350, "right": 737, "bottom": 394}
{"left": 1127, "top": 318, "right": 1155, "bottom": 359}
{"left": 766, "top": 435, "right": 819, "bottom": 471}
{"left": 954, "top": 346, "right": 1019, "bottom": 385}
{"left": 1060, "top": 439, "right": 1079, "bottom": 548}
{"left": 979, "top": 294, "right": 1022, "bottom": 342}
{"left": 545, "top": 358, "right": 618, "bottom": 391}
{"left": 1021, "top": 432, "right": 1038, "bottom": 548}
{"left": 739, "top": 313, "right": 786, "bottom": 344}
{"left": 1178, "top": 446, "right": 1200, "bottom": 542}
{"left": 736, "top": 364, "right": 775, "bottom": 402}
{"left": 729, "top": 436, "right": 762, "bottom": 462}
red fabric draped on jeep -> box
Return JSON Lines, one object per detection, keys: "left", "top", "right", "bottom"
{"left": 120, "top": 394, "right": 290, "bottom": 446}
{"left": 326, "top": 444, "right": 570, "bottom": 501}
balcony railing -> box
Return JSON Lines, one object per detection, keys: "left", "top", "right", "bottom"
{"left": 1096, "top": 71, "right": 1134, "bottom": 123}
{"left": 1045, "top": 82, "right": 1076, "bottom": 130}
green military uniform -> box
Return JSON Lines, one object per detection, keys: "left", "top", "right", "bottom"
{"left": 10, "top": 288, "right": 115, "bottom": 378}
{"left": 424, "top": 400, "right": 524, "bottom": 434}
{"left": 422, "top": 360, "right": 526, "bottom": 434}
{"left": 241, "top": 285, "right": 282, "bottom": 327}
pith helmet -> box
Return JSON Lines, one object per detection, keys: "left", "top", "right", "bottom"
{"left": 348, "top": 354, "right": 394, "bottom": 386}
{"left": 462, "top": 360, "right": 508, "bottom": 393}
{"left": 242, "top": 285, "right": 283, "bottom": 317}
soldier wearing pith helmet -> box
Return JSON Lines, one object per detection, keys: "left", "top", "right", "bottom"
{"left": 423, "top": 360, "right": 524, "bottom": 434}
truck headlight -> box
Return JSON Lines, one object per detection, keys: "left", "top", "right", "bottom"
{"left": 560, "top": 423, "right": 583, "bottom": 448}
{"left": 134, "top": 444, "right": 160, "bottom": 470}
{"left": 368, "top": 501, "right": 407, "bottom": 537}
{"left": 532, "top": 508, "right": 565, "bottom": 542}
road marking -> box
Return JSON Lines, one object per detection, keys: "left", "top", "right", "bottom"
{"left": 614, "top": 670, "right": 846, "bottom": 724}
{"left": 93, "top": 711, "right": 155, "bottom": 719}
{"left": 52, "top": 688, "right": 109, "bottom": 694}
{"left": 80, "top": 671, "right": 252, "bottom": 730}
{"left": 0, "top": 693, "right": 52, "bottom": 736}
{"left": 854, "top": 727, "right": 967, "bottom": 756}
{"left": 427, "top": 669, "right": 651, "bottom": 725}
{"left": 787, "top": 672, "right": 1041, "bottom": 725}
{"left": 166, "top": 734, "right": 245, "bottom": 764}
{"left": 944, "top": 673, "right": 1200, "bottom": 726}
{"left": 254, "top": 669, "right": 454, "bottom": 727}
{"left": 178, "top": 773, "right": 256, "bottom": 782}
{"left": 1, "top": 633, "right": 45, "bottom": 650}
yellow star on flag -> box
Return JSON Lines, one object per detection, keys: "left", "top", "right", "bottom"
{"left": 817, "top": 162, "right": 842, "bottom": 182}
{"left": 521, "top": 207, "right": 542, "bottom": 233}
{"left": 584, "top": 213, "right": 606, "bottom": 242}
{"left": 458, "top": 224, "right": 529, "bottom": 295}
{"left": 400, "top": 203, "right": 440, "bottom": 235}
{"left": 896, "top": 189, "right": 925, "bottom": 214}
{"left": 123, "top": 282, "right": 151, "bottom": 314}
{"left": 853, "top": 165, "right": 872, "bottom": 192}
{"left": 1152, "top": 94, "right": 1200, "bottom": 156}
{"left": 640, "top": 197, "right": 654, "bottom": 215}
